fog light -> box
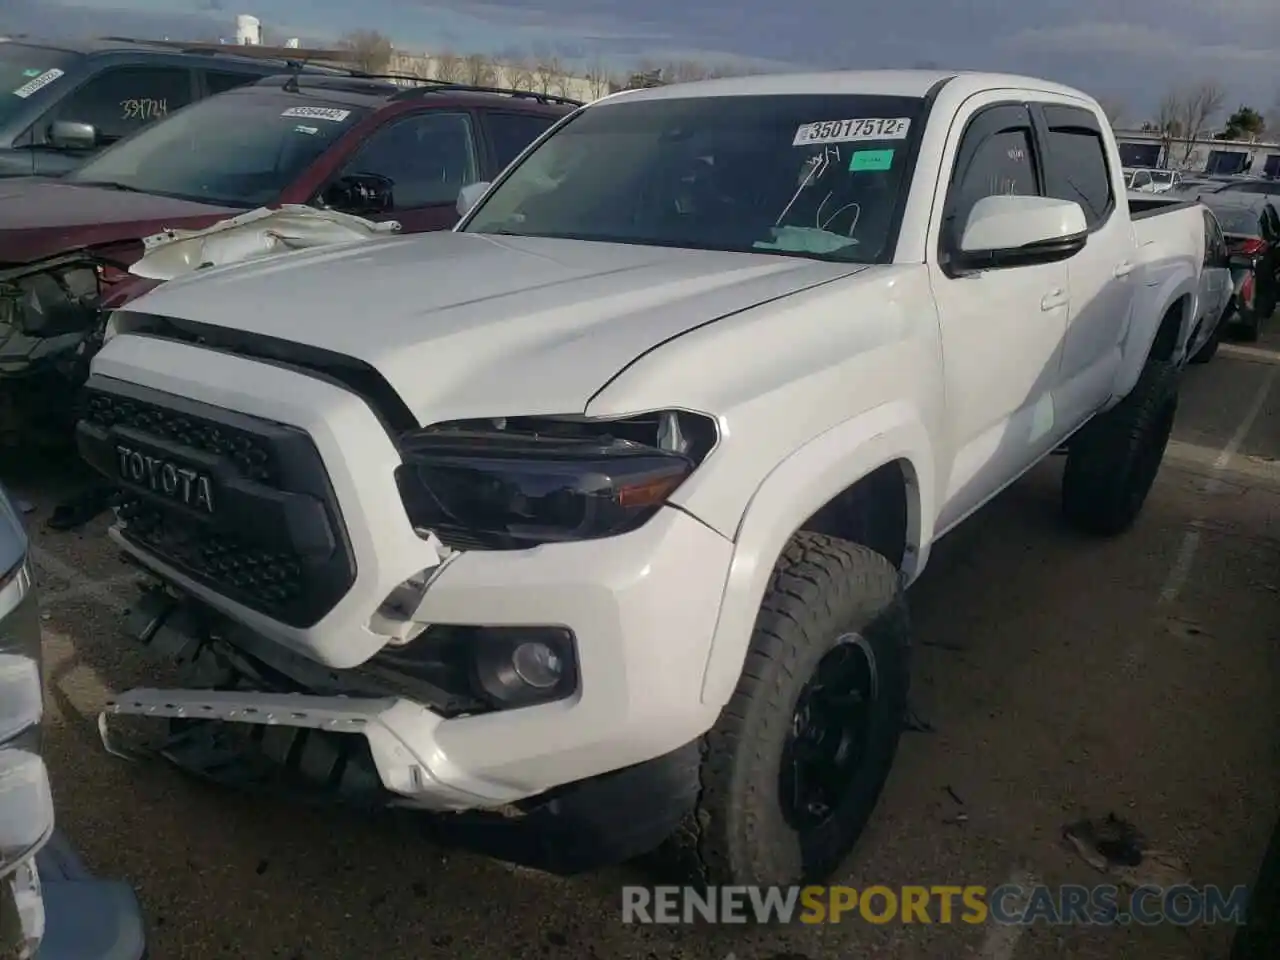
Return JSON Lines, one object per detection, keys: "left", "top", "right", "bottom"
{"left": 511, "top": 642, "right": 563, "bottom": 689}
{"left": 471, "top": 628, "right": 578, "bottom": 709}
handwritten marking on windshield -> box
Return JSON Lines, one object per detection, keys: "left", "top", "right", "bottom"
{"left": 120, "top": 98, "right": 168, "bottom": 121}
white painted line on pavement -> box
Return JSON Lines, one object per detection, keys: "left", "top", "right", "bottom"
{"left": 28, "top": 545, "right": 131, "bottom": 612}
{"left": 979, "top": 868, "right": 1037, "bottom": 960}
{"left": 1157, "top": 363, "right": 1278, "bottom": 604}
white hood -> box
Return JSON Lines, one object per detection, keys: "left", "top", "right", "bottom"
{"left": 123, "top": 230, "right": 867, "bottom": 421}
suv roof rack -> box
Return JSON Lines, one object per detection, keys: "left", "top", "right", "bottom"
{"left": 388, "top": 82, "right": 583, "bottom": 107}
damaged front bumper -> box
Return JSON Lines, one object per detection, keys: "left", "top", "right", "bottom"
{"left": 99, "top": 586, "right": 705, "bottom": 874}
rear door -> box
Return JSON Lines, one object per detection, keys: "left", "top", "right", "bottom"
{"left": 321, "top": 108, "right": 482, "bottom": 231}
{"left": 1031, "top": 101, "right": 1133, "bottom": 429}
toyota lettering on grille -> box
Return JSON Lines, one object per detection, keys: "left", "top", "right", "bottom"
{"left": 115, "top": 444, "right": 216, "bottom": 514}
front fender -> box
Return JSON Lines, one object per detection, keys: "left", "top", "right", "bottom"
{"left": 1111, "top": 261, "right": 1197, "bottom": 404}
{"left": 698, "top": 401, "right": 934, "bottom": 708}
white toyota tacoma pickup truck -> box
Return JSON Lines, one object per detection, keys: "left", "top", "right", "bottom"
{"left": 78, "top": 70, "right": 1207, "bottom": 886}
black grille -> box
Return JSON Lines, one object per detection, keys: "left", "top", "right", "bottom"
{"left": 118, "top": 498, "right": 307, "bottom": 609}
{"left": 76, "top": 375, "right": 357, "bottom": 628}
{"left": 83, "top": 391, "right": 276, "bottom": 485}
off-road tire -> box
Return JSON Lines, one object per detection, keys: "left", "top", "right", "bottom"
{"left": 1062, "top": 357, "right": 1178, "bottom": 536}
{"left": 1189, "top": 303, "right": 1230, "bottom": 364}
{"left": 693, "top": 532, "right": 909, "bottom": 886}
{"left": 1234, "top": 308, "right": 1260, "bottom": 343}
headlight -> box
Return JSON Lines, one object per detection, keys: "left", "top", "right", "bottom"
{"left": 0, "top": 265, "right": 99, "bottom": 340}
{"left": 394, "top": 410, "right": 718, "bottom": 549}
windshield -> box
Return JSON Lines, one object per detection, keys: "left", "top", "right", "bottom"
{"left": 1150, "top": 171, "right": 1174, "bottom": 184}
{"left": 65, "top": 92, "right": 368, "bottom": 207}
{"left": 1211, "top": 205, "right": 1262, "bottom": 236}
{"left": 0, "top": 43, "right": 77, "bottom": 127}
{"left": 462, "top": 93, "right": 926, "bottom": 263}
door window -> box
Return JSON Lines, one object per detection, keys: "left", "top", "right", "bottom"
{"left": 45, "top": 66, "right": 193, "bottom": 144}
{"left": 943, "top": 106, "right": 1040, "bottom": 258}
{"left": 205, "top": 70, "right": 261, "bottom": 97}
{"left": 1203, "top": 211, "right": 1228, "bottom": 267}
{"left": 485, "top": 112, "right": 557, "bottom": 171}
{"left": 1132, "top": 170, "right": 1151, "bottom": 189}
{"left": 337, "top": 112, "right": 479, "bottom": 208}
{"left": 1039, "top": 108, "right": 1113, "bottom": 228}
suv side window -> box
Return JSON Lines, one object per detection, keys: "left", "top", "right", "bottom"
{"left": 338, "top": 111, "right": 479, "bottom": 208}
{"left": 1038, "top": 105, "right": 1113, "bottom": 228}
{"left": 204, "top": 70, "right": 261, "bottom": 96}
{"left": 485, "top": 112, "right": 557, "bottom": 171}
{"left": 45, "top": 65, "right": 194, "bottom": 144}
{"left": 941, "top": 104, "right": 1040, "bottom": 262}
{"left": 1132, "top": 170, "right": 1151, "bottom": 189}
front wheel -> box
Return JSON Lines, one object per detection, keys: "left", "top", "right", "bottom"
{"left": 694, "top": 532, "right": 909, "bottom": 885}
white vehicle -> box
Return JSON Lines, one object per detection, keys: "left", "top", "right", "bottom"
{"left": 1129, "top": 192, "right": 1236, "bottom": 363}
{"left": 1127, "top": 168, "right": 1182, "bottom": 194}
{"left": 81, "top": 71, "right": 1207, "bottom": 886}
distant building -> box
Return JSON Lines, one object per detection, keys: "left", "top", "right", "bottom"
{"left": 235, "top": 14, "right": 261, "bottom": 46}
{"left": 1114, "top": 128, "right": 1280, "bottom": 176}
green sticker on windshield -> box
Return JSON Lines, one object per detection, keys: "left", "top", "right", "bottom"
{"left": 849, "top": 148, "right": 894, "bottom": 171}
{"left": 21, "top": 68, "right": 41, "bottom": 77}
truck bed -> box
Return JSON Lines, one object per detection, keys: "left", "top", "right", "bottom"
{"left": 1127, "top": 192, "right": 1200, "bottom": 219}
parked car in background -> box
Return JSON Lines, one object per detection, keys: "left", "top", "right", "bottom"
{"left": 1126, "top": 167, "right": 1180, "bottom": 193}
{"left": 80, "top": 69, "right": 1206, "bottom": 888}
{"left": 0, "top": 72, "right": 578, "bottom": 442}
{"left": 1200, "top": 194, "right": 1280, "bottom": 341}
{"left": 0, "top": 36, "right": 335, "bottom": 178}
{"left": 0, "top": 482, "right": 147, "bottom": 958}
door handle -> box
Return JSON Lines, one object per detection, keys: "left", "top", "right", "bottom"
{"left": 1040, "top": 288, "right": 1068, "bottom": 312}
{"left": 1114, "top": 261, "right": 1133, "bottom": 278}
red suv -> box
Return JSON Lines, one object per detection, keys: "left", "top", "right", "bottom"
{"left": 1, "top": 73, "right": 578, "bottom": 436}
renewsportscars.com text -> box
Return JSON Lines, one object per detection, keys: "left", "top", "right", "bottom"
{"left": 621, "top": 884, "right": 1250, "bottom": 926}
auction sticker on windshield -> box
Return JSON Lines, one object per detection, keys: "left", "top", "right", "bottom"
{"left": 11, "top": 68, "right": 64, "bottom": 99}
{"left": 281, "top": 106, "right": 351, "bottom": 122}
{"left": 794, "top": 117, "right": 910, "bottom": 146}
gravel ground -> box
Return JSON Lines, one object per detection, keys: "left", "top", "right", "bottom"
{"left": 4, "top": 331, "right": 1280, "bottom": 960}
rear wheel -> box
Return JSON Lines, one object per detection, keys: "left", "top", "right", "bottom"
{"left": 694, "top": 532, "right": 909, "bottom": 885}
{"left": 1062, "top": 358, "right": 1178, "bottom": 536}
{"left": 1189, "top": 301, "right": 1231, "bottom": 364}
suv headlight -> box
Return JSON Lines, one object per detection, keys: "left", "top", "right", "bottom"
{"left": 393, "top": 410, "right": 718, "bottom": 549}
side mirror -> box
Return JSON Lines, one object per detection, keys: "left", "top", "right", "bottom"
{"left": 47, "top": 120, "right": 97, "bottom": 152}
{"left": 321, "top": 173, "right": 394, "bottom": 217}
{"left": 956, "top": 195, "right": 1088, "bottom": 269}
{"left": 456, "top": 181, "right": 491, "bottom": 218}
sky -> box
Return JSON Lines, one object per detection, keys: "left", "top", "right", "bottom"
{"left": 4, "top": 0, "right": 1278, "bottom": 123}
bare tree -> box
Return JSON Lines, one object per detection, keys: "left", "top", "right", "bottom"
{"left": 463, "top": 53, "right": 496, "bottom": 87}
{"left": 338, "top": 30, "right": 393, "bottom": 74}
{"left": 1095, "top": 96, "right": 1126, "bottom": 128}
{"left": 432, "top": 50, "right": 464, "bottom": 83}
{"left": 584, "top": 56, "right": 611, "bottom": 99}
{"left": 533, "top": 56, "right": 563, "bottom": 95}
{"left": 506, "top": 57, "right": 535, "bottom": 92}
{"left": 1168, "top": 80, "right": 1227, "bottom": 165}
{"left": 1152, "top": 91, "right": 1182, "bottom": 166}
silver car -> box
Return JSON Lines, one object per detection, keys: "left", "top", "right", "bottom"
{"left": 0, "top": 485, "right": 146, "bottom": 959}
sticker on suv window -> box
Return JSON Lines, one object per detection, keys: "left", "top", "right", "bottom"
{"left": 11, "top": 68, "right": 64, "bottom": 99}
{"left": 281, "top": 106, "right": 351, "bottom": 122}
{"left": 794, "top": 117, "right": 910, "bottom": 146}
